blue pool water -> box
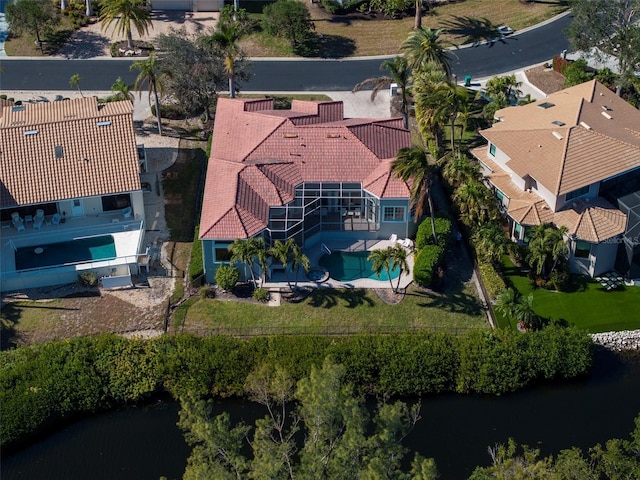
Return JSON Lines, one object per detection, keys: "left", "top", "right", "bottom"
{"left": 15, "top": 235, "right": 117, "bottom": 270}
{"left": 319, "top": 250, "right": 400, "bottom": 282}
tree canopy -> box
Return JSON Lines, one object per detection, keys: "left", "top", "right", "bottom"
{"left": 262, "top": 0, "right": 315, "bottom": 52}
{"left": 5, "top": 0, "right": 59, "bottom": 53}
{"left": 99, "top": 0, "right": 152, "bottom": 50}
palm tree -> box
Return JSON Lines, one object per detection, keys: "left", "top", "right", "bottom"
{"left": 432, "top": 80, "right": 469, "bottom": 152}
{"left": 352, "top": 56, "right": 411, "bottom": 129}
{"left": 368, "top": 247, "right": 395, "bottom": 292}
{"left": 85, "top": 0, "right": 93, "bottom": 17}
{"left": 483, "top": 74, "right": 523, "bottom": 105}
{"left": 392, "top": 146, "right": 438, "bottom": 244}
{"left": 411, "top": 63, "right": 449, "bottom": 149}
{"left": 69, "top": 74, "right": 83, "bottom": 97}
{"left": 290, "top": 243, "right": 310, "bottom": 289}
{"left": 401, "top": 27, "right": 454, "bottom": 78}
{"left": 389, "top": 243, "right": 410, "bottom": 294}
{"left": 515, "top": 293, "right": 540, "bottom": 331}
{"left": 110, "top": 77, "right": 134, "bottom": 102}
{"left": 268, "top": 238, "right": 295, "bottom": 290}
{"left": 453, "top": 180, "right": 498, "bottom": 228}
{"left": 526, "top": 224, "right": 568, "bottom": 279}
{"left": 202, "top": 21, "right": 244, "bottom": 98}
{"left": 472, "top": 222, "right": 508, "bottom": 265}
{"left": 99, "top": 0, "right": 153, "bottom": 50}
{"left": 229, "top": 237, "right": 264, "bottom": 286}
{"left": 441, "top": 153, "right": 480, "bottom": 188}
{"left": 495, "top": 287, "right": 518, "bottom": 325}
{"left": 131, "top": 53, "right": 163, "bottom": 135}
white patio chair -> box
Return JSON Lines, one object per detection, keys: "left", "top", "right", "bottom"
{"left": 33, "top": 209, "right": 45, "bottom": 229}
{"left": 389, "top": 234, "right": 398, "bottom": 243}
{"left": 51, "top": 213, "right": 61, "bottom": 225}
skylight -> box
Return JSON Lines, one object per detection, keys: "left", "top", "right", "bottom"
{"left": 55, "top": 145, "right": 64, "bottom": 158}
{"left": 538, "top": 102, "right": 555, "bottom": 109}
{"left": 24, "top": 129, "right": 38, "bottom": 136}
{"left": 552, "top": 120, "right": 566, "bottom": 126}
{"left": 97, "top": 121, "right": 112, "bottom": 127}
{"left": 11, "top": 105, "right": 26, "bottom": 112}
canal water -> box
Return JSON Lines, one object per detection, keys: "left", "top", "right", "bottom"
{"left": 2, "top": 349, "right": 639, "bottom": 480}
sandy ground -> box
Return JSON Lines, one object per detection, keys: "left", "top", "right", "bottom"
{"left": 55, "top": 11, "right": 219, "bottom": 59}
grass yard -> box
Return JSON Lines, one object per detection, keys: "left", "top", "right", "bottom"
{"left": 499, "top": 257, "right": 640, "bottom": 333}
{"left": 4, "top": 16, "right": 76, "bottom": 57}
{"left": 180, "top": 283, "right": 488, "bottom": 336}
{"left": 241, "top": 0, "right": 569, "bottom": 57}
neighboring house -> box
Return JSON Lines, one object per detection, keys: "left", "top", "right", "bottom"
{"left": 149, "top": 0, "right": 222, "bottom": 11}
{"left": 199, "top": 97, "right": 413, "bottom": 283}
{"left": 472, "top": 80, "right": 640, "bottom": 278}
{"left": 0, "top": 97, "right": 146, "bottom": 292}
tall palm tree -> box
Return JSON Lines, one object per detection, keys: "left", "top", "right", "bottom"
{"left": 69, "top": 74, "right": 83, "bottom": 97}
{"left": 268, "top": 238, "right": 295, "bottom": 290}
{"left": 411, "top": 63, "right": 449, "bottom": 149}
{"left": 453, "top": 180, "right": 498, "bottom": 228}
{"left": 392, "top": 146, "right": 438, "bottom": 244}
{"left": 202, "top": 21, "right": 244, "bottom": 98}
{"left": 99, "top": 0, "right": 153, "bottom": 50}
{"left": 401, "top": 27, "right": 454, "bottom": 78}
{"left": 229, "top": 237, "right": 264, "bottom": 286}
{"left": 131, "top": 53, "right": 163, "bottom": 135}
{"left": 389, "top": 243, "right": 410, "bottom": 293}
{"left": 352, "top": 56, "right": 411, "bottom": 129}
{"left": 110, "top": 77, "right": 134, "bottom": 102}
{"left": 85, "top": 0, "right": 93, "bottom": 17}
{"left": 290, "top": 243, "right": 310, "bottom": 289}
{"left": 368, "top": 247, "right": 395, "bottom": 292}
{"left": 442, "top": 153, "right": 480, "bottom": 188}
{"left": 432, "top": 80, "right": 469, "bottom": 152}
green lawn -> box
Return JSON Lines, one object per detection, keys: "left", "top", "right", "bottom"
{"left": 181, "top": 284, "right": 487, "bottom": 336}
{"left": 499, "top": 257, "right": 640, "bottom": 333}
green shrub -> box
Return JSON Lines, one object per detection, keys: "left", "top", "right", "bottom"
{"left": 478, "top": 263, "right": 505, "bottom": 300}
{"left": 78, "top": 271, "right": 98, "bottom": 287}
{"left": 413, "top": 245, "right": 444, "bottom": 287}
{"left": 548, "top": 264, "right": 570, "bottom": 292}
{"left": 415, "top": 215, "right": 452, "bottom": 250}
{"left": 262, "top": 0, "right": 315, "bottom": 47}
{"left": 215, "top": 264, "right": 239, "bottom": 291}
{"left": 189, "top": 226, "right": 204, "bottom": 283}
{"left": 320, "top": 0, "right": 342, "bottom": 14}
{"left": 252, "top": 287, "right": 270, "bottom": 302}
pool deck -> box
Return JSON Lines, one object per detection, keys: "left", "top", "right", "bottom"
{"left": 262, "top": 239, "right": 414, "bottom": 291}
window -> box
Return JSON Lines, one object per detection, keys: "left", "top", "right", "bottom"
{"left": 101, "top": 194, "right": 131, "bottom": 211}
{"left": 383, "top": 206, "right": 405, "bottom": 222}
{"left": 566, "top": 185, "right": 589, "bottom": 201}
{"left": 574, "top": 240, "right": 591, "bottom": 258}
{"left": 215, "top": 246, "right": 232, "bottom": 262}
{"left": 489, "top": 144, "right": 496, "bottom": 156}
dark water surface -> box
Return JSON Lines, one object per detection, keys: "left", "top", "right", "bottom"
{"left": 2, "top": 350, "right": 639, "bottom": 480}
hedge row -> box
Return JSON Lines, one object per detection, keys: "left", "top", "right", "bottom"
{"left": 0, "top": 327, "right": 593, "bottom": 447}
{"left": 413, "top": 245, "right": 444, "bottom": 287}
{"left": 415, "top": 215, "right": 452, "bottom": 250}
{"left": 478, "top": 263, "right": 506, "bottom": 300}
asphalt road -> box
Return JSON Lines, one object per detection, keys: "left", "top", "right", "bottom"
{"left": 0, "top": 14, "right": 571, "bottom": 92}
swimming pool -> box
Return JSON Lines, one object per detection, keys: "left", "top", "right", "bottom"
{"left": 15, "top": 235, "right": 117, "bottom": 270}
{"left": 319, "top": 250, "right": 400, "bottom": 282}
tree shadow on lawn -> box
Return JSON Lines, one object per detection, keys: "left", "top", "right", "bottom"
{"left": 306, "top": 288, "right": 374, "bottom": 309}
{"left": 443, "top": 15, "right": 498, "bottom": 45}
{"left": 410, "top": 286, "right": 484, "bottom": 316}
{"left": 298, "top": 34, "right": 356, "bottom": 58}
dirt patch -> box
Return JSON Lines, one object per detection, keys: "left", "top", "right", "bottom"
{"left": 373, "top": 288, "right": 405, "bottom": 304}
{"left": 524, "top": 65, "right": 566, "bottom": 95}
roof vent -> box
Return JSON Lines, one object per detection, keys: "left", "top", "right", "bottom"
{"left": 601, "top": 111, "right": 612, "bottom": 120}
{"left": 54, "top": 145, "right": 63, "bottom": 158}
{"left": 11, "top": 105, "right": 26, "bottom": 112}
{"left": 283, "top": 133, "right": 298, "bottom": 138}
{"left": 579, "top": 121, "right": 591, "bottom": 130}
{"left": 538, "top": 102, "right": 555, "bottom": 109}
{"left": 552, "top": 131, "right": 563, "bottom": 140}
{"left": 602, "top": 105, "right": 612, "bottom": 111}
{"left": 24, "top": 129, "right": 38, "bottom": 136}
{"left": 97, "top": 120, "right": 111, "bottom": 127}
{"left": 326, "top": 133, "right": 341, "bottom": 139}
{"left": 552, "top": 120, "right": 566, "bottom": 126}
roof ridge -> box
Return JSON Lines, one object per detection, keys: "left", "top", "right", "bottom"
{"left": 553, "top": 124, "right": 573, "bottom": 195}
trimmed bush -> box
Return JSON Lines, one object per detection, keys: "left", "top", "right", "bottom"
{"left": 478, "top": 263, "right": 506, "bottom": 300}
{"left": 252, "top": 287, "right": 270, "bottom": 302}
{"left": 415, "top": 215, "right": 452, "bottom": 250}
{"left": 215, "top": 264, "right": 239, "bottom": 291}
{"left": 413, "top": 245, "right": 444, "bottom": 287}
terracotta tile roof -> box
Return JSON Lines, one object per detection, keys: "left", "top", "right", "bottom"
{"left": 200, "top": 98, "right": 411, "bottom": 240}
{"left": 482, "top": 80, "right": 640, "bottom": 196}
{"left": 0, "top": 97, "right": 140, "bottom": 208}
{"left": 554, "top": 198, "right": 627, "bottom": 242}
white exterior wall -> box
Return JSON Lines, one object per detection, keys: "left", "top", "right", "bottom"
{"left": 531, "top": 179, "right": 558, "bottom": 212}
{"left": 555, "top": 183, "right": 599, "bottom": 211}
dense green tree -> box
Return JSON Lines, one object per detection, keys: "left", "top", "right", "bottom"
{"left": 155, "top": 27, "right": 227, "bottom": 121}
{"left": 452, "top": 180, "right": 498, "bottom": 228}
{"left": 99, "top": 0, "right": 152, "bottom": 50}
{"left": 401, "top": 27, "right": 454, "bottom": 78}
{"left": 131, "top": 53, "right": 164, "bottom": 135}
{"left": 5, "top": 0, "right": 60, "bottom": 53}
{"left": 567, "top": 0, "right": 640, "bottom": 92}
{"left": 215, "top": 264, "right": 239, "bottom": 291}
{"left": 563, "top": 58, "right": 593, "bottom": 87}
{"left": 392, "top": 146, "right": 438, "bottom": 242}
{"left": 441, "top": 153, "right": 481, "bottom": 188}
{"left": 471, "top": 222, "right": 508, "bottom": 265}
{"left": 352, "top": 56, "right": 411, "bottom": 128}
{"left": 178, "top": 359, "right": 436, "bottom": 479}
{"left": 262, "top": 0, "right": 315, "bottom": 49}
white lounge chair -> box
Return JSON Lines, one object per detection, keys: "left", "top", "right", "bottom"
{"left": 400, "top": 238, "right": 414, "bottom": 249}
{"left": 32, "top": 209, "right": 45, "bottom": 229}
{"left": 51, "top": 213, "right": 61, "bottom": 225}
{"left": 389, "top": 234, "right": 398, "bottom": 243}
{"left": 11, "top": 212, "right": 25, "bottom": 232}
